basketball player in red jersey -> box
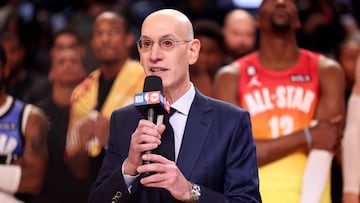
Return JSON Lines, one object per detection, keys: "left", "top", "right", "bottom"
{"left": 214, "top": 0, "right": 345, "bottom": 202}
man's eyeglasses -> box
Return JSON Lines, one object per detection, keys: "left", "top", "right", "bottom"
{"left": 137, "top": 38, "right": 192, "bottom": 51}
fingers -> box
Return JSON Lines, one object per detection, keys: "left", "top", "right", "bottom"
{"left": 132, "top": 121, "right": 162, "bottom": 150}
{"left": 127, "top": 120, "right": 165, "bottom": 169}
{"left": 138, "top": 158, "right": 191, "bottom": 201}
{"left": 137, "top": 154, "right": 175, "bottom": 175}
{"left": 140, "top": 173, "right": 168, "bottom": 185}
{"left": 329, "top": 114, "right": 342, "bottom": 124}
{"left": 143, "top": 153, "right": 172, "bottom": 163}
{"left": 314, "top": 115, "right": 343, "bottom": 126}
{"left": 136, "top": 120, "right": 162, "bottom": 137}
{"left": 138, "top": 157, "right": 176, "bottom": 187}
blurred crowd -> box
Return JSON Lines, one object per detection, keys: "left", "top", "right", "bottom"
{"left": 0, "top": 0, "right": 358, "bottom": 77}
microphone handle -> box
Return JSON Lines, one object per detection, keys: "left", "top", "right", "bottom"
{"left": 142, "top": 108, "right": 156, "bottom": 177}
{"left": 143, "top": 108, "right": 155, "bottom": 165}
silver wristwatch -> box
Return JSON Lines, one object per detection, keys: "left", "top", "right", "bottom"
{"left": 189, "top": 183, "right": 201, "bottom": 202}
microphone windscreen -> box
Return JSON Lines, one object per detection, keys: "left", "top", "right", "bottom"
{"left": 143, "top": 76, "right": 163, "bottom": 92}
{"left": 134, "top": 75, "right": 170, "bottom": 116}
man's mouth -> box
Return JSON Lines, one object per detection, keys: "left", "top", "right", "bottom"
{"left": 151, "top": 68, "right": 165, "bottom": 72}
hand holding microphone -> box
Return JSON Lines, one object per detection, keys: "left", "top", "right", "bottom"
{"left": 134, "top": 75, "right": 170, "bottom": 159}
{"left": 124, "top": 76, "right": 170, "bottom": 176}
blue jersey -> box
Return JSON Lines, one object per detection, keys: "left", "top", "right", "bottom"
{"left": 0, "top": 99, "right": 25, "bottom": 160}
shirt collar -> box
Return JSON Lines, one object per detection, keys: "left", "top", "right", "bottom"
{"left": 171, "top": 83, "right": 195, "bottom": 116}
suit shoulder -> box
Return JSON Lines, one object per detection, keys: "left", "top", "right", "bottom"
{"left": 112, "top": 104, "right": 137, "bottom": 116}
{"left": 207, "top": 96, "right": 250, "bottom": 116}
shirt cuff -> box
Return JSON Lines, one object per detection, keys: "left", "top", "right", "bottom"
{"left": 122, "top": 159, "right": 139, "bottom": 193}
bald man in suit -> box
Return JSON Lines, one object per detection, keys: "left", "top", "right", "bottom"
{"left": 89, "top": 9, "right": 261, "bottom": 203}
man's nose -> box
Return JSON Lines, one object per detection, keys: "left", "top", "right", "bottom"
{"left": 149, "top": 42, "right": 163, "bottom": 61}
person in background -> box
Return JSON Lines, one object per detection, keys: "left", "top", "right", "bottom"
{"left": 222, "top": 9, "right": 257, "bottom": 65}
{"left": 66, "top": 0, "right": 109, "bottom": 73}
{"left": 214, "top": 0, "right": 344, "bottom": 202}
{"left": 340, "top": 14, "right": 360, "bottom": 42}
{"left": 342, "top": 46, "right": 360, "bottom": 203}
{"left": 331, "top": 35, "right": 360, "bottom": 203}
{"left": 0, "top": 32, "right": 50, "bottom": 104}
{"left": 88, "top": 8, "right": 261, "bottom": 203}
{"left": 49, "top": 28, "right": 85, "bottom": 64}
{"left": 298, "top": 0, "right": 346, "bottom": 55}
{"left": 0, "top": 44, "right": 48, "bottom": 203}
{"left": 190, "top": 19, "right": 224, "bottom": 97}
{"left": 65, "top": 10, "right": 145, "bottom": 186}
{"left": 31, "top": 48, "right": 89, "bottom": 203}
{"left": 336, "top": 36, "right": 360, "bottom": 94}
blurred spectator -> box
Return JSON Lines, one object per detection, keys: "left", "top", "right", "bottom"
{"left": 190, "top": 19, "right": 225, "bottom": 97}
{"left": 336, "top": 36, "right": 360, "bottom": 92}
{"left": 0, "top": 1, "right": 33, "bottom": 51}
{"left": 352, "top": 0, "right": 360, "bottom": 24}
{"left": 340, "top": 14, "right": 360, "bottom": 41}
{"left": 49, "top": 27, "right": 85, "bottom": 64}
{"left": 177, "top": 0, "right": 226, "bottom": 24}
{"left": 0, "top": 32, "right": 51, "bottom": 104}
{"left": 342, "top": 51, "right": 360, "bottom": 203}
{"left": 331, "top": 35, "right": 360, "bottom": 203}
{"left": 65, "top": 11, "right": 145, "bottom": 184}
{"left": 222, "top": 9, "right": 257, "bottom": 65}
{"left": 67, "top": 0, "right": 110, "bottom": 73}
{"left": 0, "top": 43, "right": 48, "bottom": 203}
{"left": 31, "top": 48, "right": 88, "bottom": 203}
{"left": 298, "top": 0, "right": 346, "bottom": 55}
{"left": 330, "top": 8, "right": 360, "bottom": 202}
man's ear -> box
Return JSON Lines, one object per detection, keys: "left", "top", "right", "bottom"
{"left": 189, "top": 39, "right": 201, "bottom": 65}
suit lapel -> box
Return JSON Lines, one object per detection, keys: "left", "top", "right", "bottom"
{"left": 176, "top": 91, "right": 214, "bottom": 178}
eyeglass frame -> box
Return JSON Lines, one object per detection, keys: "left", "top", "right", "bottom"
{"left": 137, "top": 37, "right": 192, "bottom": 51}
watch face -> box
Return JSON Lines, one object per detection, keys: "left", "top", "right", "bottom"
{"left": 191, "top": 183, "right": 201, "bottom": 200}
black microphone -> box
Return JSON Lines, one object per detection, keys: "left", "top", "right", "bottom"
{"left": 134, "top": 76, "right": 170, "bottom": 169}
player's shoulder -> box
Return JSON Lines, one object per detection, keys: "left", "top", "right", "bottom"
{"left": 311, "top": 51, "right": 341, "bottom": 71}
{"left": 218, "top": 61, "right": 239, "bottom": 74}
{"left": 26, "top": 104, "right": 47, "bottom": 122}
{"left": 216, "top": 52, "right": 258, "bottom": 77}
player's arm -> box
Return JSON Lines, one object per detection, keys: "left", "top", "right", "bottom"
{"left": 66, "top": 109, "right": 108, "bottom": 180}
{"left": 66, "top": 113, "right": 94, "bottom": 179}
{"left": 66, "top": 113, "right": 109, "bottom": 180}
{"left": 299, "top": 55, "right": 346, "bottom": 203}
{"left": 15, "top": 106, "right": 48, "bottom": 194}
{"left": 65, "top": 90, "right": 96, "bottom": 179}
{"left": 313, "top": 55, "right": 345, "bottom": 136}
{"left": 213, "top": 62, "right": 240, "bottom": 106}
{"left": 342, "top": 54, "right": 360, "bottom": 203}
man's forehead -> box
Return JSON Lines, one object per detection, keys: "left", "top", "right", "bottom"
{"left": 142, "top": 20, "right": 179, "bottom": 36}
{"left": 141, "top": 9, "right": 193, "bottom": 39}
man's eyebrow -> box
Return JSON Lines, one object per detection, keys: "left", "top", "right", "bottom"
{"left": 159, "top": 34, "right": 176, "bottom": 39}
{"left": 140, "top": 34, "right": 177, "bottom": 40}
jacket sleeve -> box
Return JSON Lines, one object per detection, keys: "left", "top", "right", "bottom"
{"left": 88, "top": 106, "right": 141, "bottom": 203}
